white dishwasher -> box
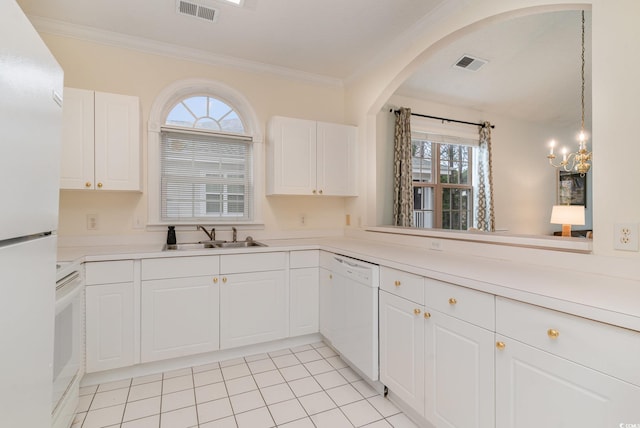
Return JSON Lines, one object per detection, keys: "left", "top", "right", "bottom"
{"left": 330, "top": 254, "right": 380, "bottom": 382}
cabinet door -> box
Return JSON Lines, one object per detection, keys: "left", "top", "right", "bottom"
{"left": 220, "top": 270, "right": 287, "bottom": 349}
{"left": 319, "top": 267, "right": 333, "bottom": 342}
{"left": 290, "top": 267, "right": 319, "bottom": 336}
{"left": 85, "top": 282, "right": 134, "bottom": 373}
{"left": 94, "top": 91, "right": 140, "bottom": 191}
{"left": 316, "top": 121, "right": 357, "bottom": 196}
{"left": 267, "top": 116, "right": 317, "bottom": 195}
{"left": 60, "top": 88, "right": 94, "bottom": 190}
{"left": 424, "top": 310, "right": 495, "bottom": 428}
{"left": 496, "top": 335, "right": 640, "bottom": 428}
{"left": 141, "top": 276, "right": 219, "bottom": 362}
{"left": 379, "top": 290, "right": 425, "bottom": 415}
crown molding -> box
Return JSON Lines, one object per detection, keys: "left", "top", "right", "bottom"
{"left": 28, "top": 15, "right": 344, "bottom": 88}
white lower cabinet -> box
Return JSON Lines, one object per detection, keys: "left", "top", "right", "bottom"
{"left": 424, "top": 310, "right": 495, "bottom": 428}
{"left": 379, "top": 290, "right": 425, "bottom": 415}
{"left": 290, "top": 267, "right": 319, "bottom": 336}
{"left": 220, "top": 270, "right": 287, "bottom": 349}
{"left": 495, "top": 297, "right": 640, "bottom": 427}
{"left": 85, "top": 261, "right": 135, "bottom": 373}
{"left": 495, "top": 335, "right": 640, "bottom": 428}
{"left": 140, "top": 276, "right": 219, "bottom": 362}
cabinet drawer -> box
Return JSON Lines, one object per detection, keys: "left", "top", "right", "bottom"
{"left": 220, "top": 252, "right": 287, "bottom": 274}
{"left": 85, "top": 260, "right": 134, "bottom": 285}
{"left": 380, "top": 266, "right": 424, "bottom": 305}
{"left": 142, "top": 256, "right": 219, "bottom": 280}
{"left": 424, "top": 278, "right": 494, "bottom": 330}
{"left": 496, "top": 297, "right": 640, "bottom": 387}
{"left": 290, "top": 250, "right": 319, "bottom": 268}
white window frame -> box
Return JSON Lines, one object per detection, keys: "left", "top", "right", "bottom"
{"left": 148, "top": 79, "right": 263, "bottom": 227}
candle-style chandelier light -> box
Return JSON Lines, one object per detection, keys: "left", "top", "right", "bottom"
{"left": 546, "top": 10, "right": 591, "bottom": 175}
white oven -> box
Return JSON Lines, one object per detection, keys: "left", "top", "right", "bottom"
{"left": 52, "top": 265, "right": 83, "bottom": 428}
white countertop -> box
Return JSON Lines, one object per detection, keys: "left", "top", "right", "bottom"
{"left": 58, "top": 236, "right": 640, "bottom": 333}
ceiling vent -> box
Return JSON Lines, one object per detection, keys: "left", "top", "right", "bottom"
{"left": 454, "top": 55, "right": 488, "bottom": 72}
{"left": 176, "top": 0, "right": 218, "bottom": 23}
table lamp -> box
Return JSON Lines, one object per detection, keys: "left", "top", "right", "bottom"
{"left": 550, "top": 205, "right": 585, "bottom": 237}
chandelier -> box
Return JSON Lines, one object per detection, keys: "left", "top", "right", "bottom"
{"left": 546, "top": 10, "right": 591, "bottom": 175}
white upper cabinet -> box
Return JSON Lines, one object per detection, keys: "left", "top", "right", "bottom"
{"left": 60, "top": 88, "right": 140, "bottom": 191}
{"left": 266, "top": 116, "right": 357, "bottom": 196}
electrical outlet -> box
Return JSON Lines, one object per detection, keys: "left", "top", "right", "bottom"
{"left": 87, "top": 214, "right": 99, "bottom": 230}
{"left": 613, "top": 223, "right": 639, "bottom": 251}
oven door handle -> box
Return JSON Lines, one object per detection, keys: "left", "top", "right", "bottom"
{"left": 55, "top": 279, "right": 83, "bottom": 314}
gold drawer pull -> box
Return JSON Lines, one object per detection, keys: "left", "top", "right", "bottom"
{"left": 414, "top": 308, "right": 421, "bottom": 315}
{"left": 97, "top": 182, "right": 103, "bottom": 188}
{"left": 213, "top": 277, "right": 218, "bottom": 283}
{"left": 424, "top": 312, "right": 431, "bottom": 319}
{"left": 85, "top": 182, "right": 92, "bottom": 188}
{"left": 222, "top": 277, "right": 227, "bottom": 284}
{"left": 312, "top": 190, "right": 317, "bottom": 194}
{"left": 448, "top": 297, "right": 457, "bottom": 305}
{"left": 547, "top": 329, "right": 560, "bottom": 339}
{"left": 394, "top": 280, "right": 401, "bottom": 287}
{"left": 496, "top": 341, "right": 506, "bottom": 350}
{"left": 329, "top": 274, "right": 333, "bottom": 279}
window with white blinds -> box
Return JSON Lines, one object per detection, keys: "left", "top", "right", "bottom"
{"left": 160, "top": 127, "right": 253, "bottom": 222}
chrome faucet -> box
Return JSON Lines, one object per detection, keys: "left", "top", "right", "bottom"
{"left": 232, "top": 227, "right": 237, "bottom": 243}
{"left": 197, "top": 225, "right": 215, "bottom": 241}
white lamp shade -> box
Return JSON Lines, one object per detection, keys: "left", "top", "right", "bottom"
{"left": 550, "top": 205, "right": 585, "bottom": 225}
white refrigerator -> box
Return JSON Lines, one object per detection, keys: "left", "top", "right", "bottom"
{"left": 0, "top": 0, "right": 64, "bottom": 426}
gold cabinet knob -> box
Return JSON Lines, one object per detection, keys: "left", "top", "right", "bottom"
{"left": 85, "top": 182, "right": 92, "bottom": 188}
{"left": 329, "top": 274, "right": 332, "bottom": 280}
{"left": 222, "top": 277, "right": 227, "bottom": 283}
{"left": 213, "top": 277, "right": 218, "bottom": 284}
{"left": 424, "top": 312, "right": 431, "bottom": 319}
{"left": 448, "top": 297, "right": 457, "bottom": 305}
{"left": 414, "top": 308, "right": 421, "bottom": 315}
{"left": 496, "top": 341, "right": 506, "bottom": 350}
{"left": 319, "top": 190, "right": 323, "bottom": 194}
{"left": 312, "top": 189, "right": 317, "bottom": 194}
{"left": 394, "top": 280, "right": 401, "bottom": 287}
{"left": 547, "top": 329, "right": 560, "bottom": 339}
{"left": 97, "top": 182, "right": 103, "bottom": 188}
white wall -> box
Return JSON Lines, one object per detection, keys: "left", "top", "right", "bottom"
{"left": 43, "top": 34, "right": 350, "bottom": 241}
{"left": 346, "top": 0, "right": 639, "bottom": 257}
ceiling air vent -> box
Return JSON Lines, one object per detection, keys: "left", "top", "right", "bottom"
{"left": 454, "top": 55, "right": 488, "bottom": 72}
{"left": 177, "top": 0, "right": 218, "bottom": 23}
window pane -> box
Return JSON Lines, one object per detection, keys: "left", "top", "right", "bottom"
{"left": 196, "top": 117, "right": 221, "bottom": 131}
{"left": 166, "top": 103, "right": 195, "bottom": 127}
{"left": 165, "top": 96, "right": 246, "bottom": 134}
{"left": 183, "top": 96, "right": 208, "bottom": 118}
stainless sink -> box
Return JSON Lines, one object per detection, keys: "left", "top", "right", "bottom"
{"left": 163, "top": 242, "right": 216, "bottom": 251}
{"left": 215, "top": 240, "right": 267, "bottom": 248}
{"left": 163, "top": 240, "right": 267, "bottom": 251}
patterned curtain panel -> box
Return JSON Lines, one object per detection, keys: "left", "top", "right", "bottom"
{"left": 474, "top": 122, "right": 495, "bottom": 231}
{"left": 393, "top": 108, "right": 414, "bottom": 227}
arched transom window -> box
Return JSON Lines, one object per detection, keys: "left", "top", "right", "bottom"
{"left": 166, "top": 95, "right": 245, "bottom": 133}
{"left": 160, "top": 94, "right": 253, "bottom": 222}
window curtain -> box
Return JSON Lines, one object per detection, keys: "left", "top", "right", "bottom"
{"left": 474, "top": 122, "right": 495, "bottom": 231}
{"left": 393, "top": 107, "right": 414, "bottom": 227}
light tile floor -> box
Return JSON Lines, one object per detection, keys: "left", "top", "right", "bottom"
{"left": 72, "top": 342, "right": 419, "bottom": 428}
